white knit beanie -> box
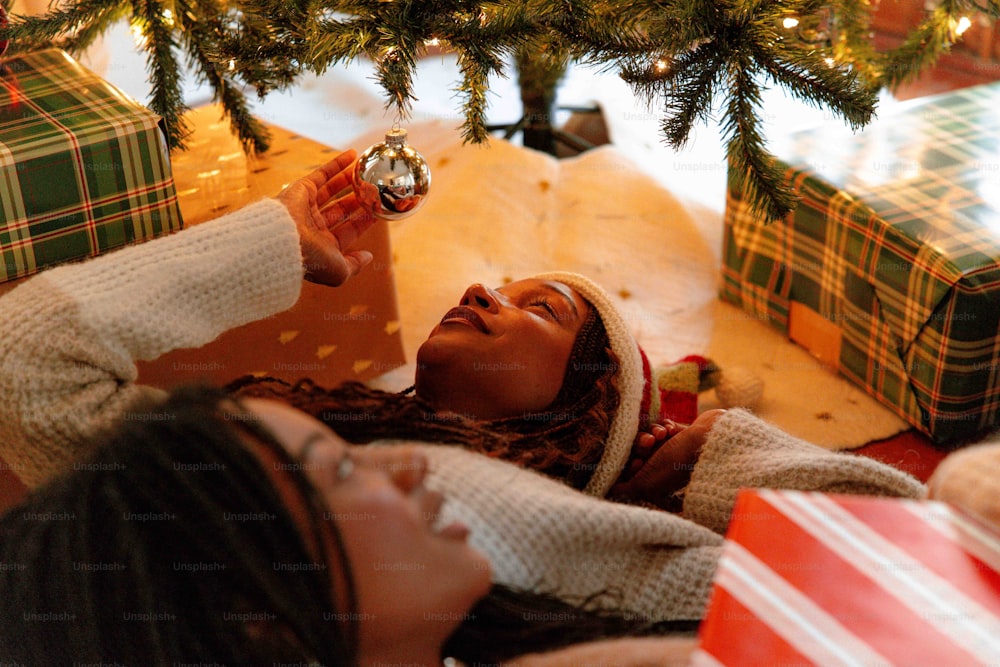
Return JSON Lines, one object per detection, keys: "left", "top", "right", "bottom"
{"left": 532, "top": 271, "right": 645, "bottom": 497}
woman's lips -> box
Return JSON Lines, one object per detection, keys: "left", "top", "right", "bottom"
{"left": 439, "top": 306, "right": 489, "bottom": 333}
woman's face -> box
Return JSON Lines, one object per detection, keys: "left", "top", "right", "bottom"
{"left": 414, "top": 279, "right": 593, "bottom": 420}
{"left": 241, "top": 398, "right": 492, "bottom": 663}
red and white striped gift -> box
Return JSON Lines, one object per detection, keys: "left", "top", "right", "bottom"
{"left": 694, "top": 489, "right": 1000, "bottom": 666}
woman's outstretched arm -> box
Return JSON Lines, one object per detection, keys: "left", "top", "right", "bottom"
{"left": 0, "top": 152, "right": 373, "bottom": 488}
{"left": 610, "top": 408, "right": 925, "bottom": 529}
{"left": 682, "top": 409, "right": 926, "bottom": 534}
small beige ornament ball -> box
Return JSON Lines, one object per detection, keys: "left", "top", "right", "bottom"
{"left": 714, "top": 366, "right": 764, "bottom": 410}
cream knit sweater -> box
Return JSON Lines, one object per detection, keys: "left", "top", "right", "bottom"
{"left": 0, "top": 199, "right": 925, "bottom": 622}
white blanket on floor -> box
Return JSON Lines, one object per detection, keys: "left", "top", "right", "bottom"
{"left": 357, "top": 121, "right": 909, "bottom": 449}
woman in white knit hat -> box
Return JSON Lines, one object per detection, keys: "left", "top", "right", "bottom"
{"left": 0, "top": 152, "right": 927, "bottom": 665}
{"left": 227, "top": 268, "right": 724, "bottom": 506}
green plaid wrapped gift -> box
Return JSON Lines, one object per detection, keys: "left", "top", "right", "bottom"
{"left": 722, "top": 82, "right": 1000, "bottom": 443}
{"left": 0, "top": 49, "right": 182, "bottom": 283}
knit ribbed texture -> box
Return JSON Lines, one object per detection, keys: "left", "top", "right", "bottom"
{"left": 532, "top": 271, "right": 644, "bottom": 497}
{"left": 408, "top": 442, "right": 724, "bottom": 621}
{"left": 0, "top": 204, "right": 928, "bottom": 623}
{"left": 683, "top": 409, "right": 926, "bottom": 535}
{"left": 927, "top": 439, "right": 1000, "bottom": 527}
{"left": 0, "top": 199, "right": 303, "bottom": 488}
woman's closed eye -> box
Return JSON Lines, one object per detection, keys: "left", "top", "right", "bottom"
{"left": 527, "top": 298, "right": 558, "bottom": 319}
{"left": 297, "top": 430, "right": 355, "bottom": 483}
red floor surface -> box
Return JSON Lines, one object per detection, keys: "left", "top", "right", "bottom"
{"left": 854, "top": 430, "right": 950, "bottom": 484}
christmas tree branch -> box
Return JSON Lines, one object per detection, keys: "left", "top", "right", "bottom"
{"left": 61, "top": 3, "right": 130, "bottom": 54}
{"left": 832, "top": 0, "right": 883, "bottom": 87}
{"left": 309, "top": 15, "right": 380, "bottom": 68}
{"left": 656, "top": 46, "right": 726, "bottom": 148}
{"left": 3, "top": 0, "right": 997, "bottom": 213}
{"left": 3, "top": 0, "right": 124, "bottom": 52}
{"left": 216, "top": 0, "right": 309, "bottom": 93}
{"left": 174, "top": 0, "right": 271, "bottom": 153}
{"left": 550, "top": 0, "right": 644, "bottom": 61}
{"left": 131, "top": 0, "right": 189, "bottom": 149}
{"left": 753, "top": 39, "right": 876, "bottom": 130}
{"left": 880, "top": 0, "right": 968, "bottom": 89}
{"left": 457, "top": 50, "right": 494, "bottom": 143}
{"left": 721, "top": 49, "right": 797, "bottom": 223}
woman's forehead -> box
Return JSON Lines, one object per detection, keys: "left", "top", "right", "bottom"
{"left": 241, "top": 398, "right": 345, "bottom": 461}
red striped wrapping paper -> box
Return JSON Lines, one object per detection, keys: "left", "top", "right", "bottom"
{"left": 694, "top": 489, "right": 1000, "bottom": 666}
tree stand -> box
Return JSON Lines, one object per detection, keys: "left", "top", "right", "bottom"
{"left": 487, "top": 49, "right": 604, "bottom": 157}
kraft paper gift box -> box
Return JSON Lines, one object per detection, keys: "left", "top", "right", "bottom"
{"left": 0, "top": 49, "right": 183, "bottom": 283}
{"left": 135, "top": 105, "right": 406, "bottom": 390}
{"left": 694, "top": 489, "right": 1000, "bottom": 666}
{"left": 721, "top": 82, "right": 1000, "bottom": 443}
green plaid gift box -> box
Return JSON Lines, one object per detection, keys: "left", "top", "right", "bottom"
{"left": 722, "top": 82, "right": 1000, "bottom": 443}
{"left": 0, "top": 49, "right": 182, "bottom": 282}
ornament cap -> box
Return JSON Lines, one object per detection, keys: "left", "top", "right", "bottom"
{"left": 384, "top": 127, "right": 408, "bottom": 148}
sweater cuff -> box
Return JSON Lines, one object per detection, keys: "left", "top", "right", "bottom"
{"left": 682, "top": 409, "right": 925, "bottom": 534}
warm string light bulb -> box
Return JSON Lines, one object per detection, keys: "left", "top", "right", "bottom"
{"left": 380, "top": 46, "right": 399, "bottom": 64}
{"left": 779, "top": 10, "right": 832, "bottom": 45}
{"left": 130, "top": 20, "right": 147, "bottom": 48}
{"left": 129, "top": 10, "right": 173, "bottom": 48}
{"left": 955, "top": 16, "right": 972, "bottom": 36}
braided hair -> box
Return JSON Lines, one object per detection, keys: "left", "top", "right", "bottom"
{"left": 227, "top": 307, "right": 622, "bottom": 491}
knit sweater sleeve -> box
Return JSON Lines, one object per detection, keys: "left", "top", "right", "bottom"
{"left": 681, "top": 409, "right": 926, "bottom": 535}
{"left": 0, "top": 199, "right": 304, "bottom": 489}
{"left": 400, "top": 443, "right": 725, "bottom": 622}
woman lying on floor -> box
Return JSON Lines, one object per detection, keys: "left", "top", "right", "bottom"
{"left": 0, "top": 151, "right": 927, "bottom": 665}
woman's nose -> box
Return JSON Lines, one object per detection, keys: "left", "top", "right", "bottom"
{"left": 460, "top": 283, "right": 500, "bottom": 312}
{"left": 387, "top": 449, "right": 428, "bottom": 493}
{"left": 358, "top": 445, "right": 429, "bottom": 493}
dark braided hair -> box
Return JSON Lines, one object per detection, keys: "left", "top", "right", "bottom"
{"left": 226, "top": 307, "right": 621, "bottom": 490}
{"left": 0, "top": 385, "right": 356, "bottom": 667}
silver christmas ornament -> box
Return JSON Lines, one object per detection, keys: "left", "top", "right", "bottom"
{"left": 352, "top": 128, "right": 431, "bottom": 220}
